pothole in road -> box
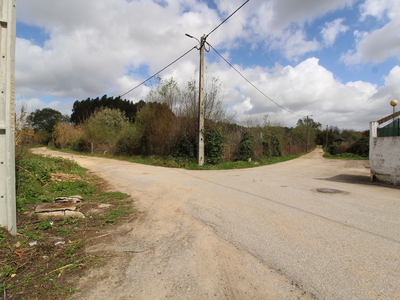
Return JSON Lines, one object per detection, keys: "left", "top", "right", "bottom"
{"left": 316, "top": 188, "right": 348, "bottom": 194}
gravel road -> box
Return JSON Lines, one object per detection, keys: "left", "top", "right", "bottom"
{"left": 32, "top": 147, "right": 400, "bottom": 300}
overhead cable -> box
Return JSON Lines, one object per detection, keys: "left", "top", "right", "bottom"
{"left": 206, "top": 0, "right": 250, "bottom": 38}
{"left": 220, "top": 0, "right": 308, "bottom": 108}
{"left": 120, "top": 46, "right": 197, "bottom": 97}
{"left": 208, "top": 43, "right": 302, "bottom": 117}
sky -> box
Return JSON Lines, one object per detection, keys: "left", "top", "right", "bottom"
{"left": 15, "top": 0, "right": 400, "bottom": 131}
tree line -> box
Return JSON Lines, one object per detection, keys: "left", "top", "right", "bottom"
{"left": 23, "top": 75, "right": 369, "bottom": 163}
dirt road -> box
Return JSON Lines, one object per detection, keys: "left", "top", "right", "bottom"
{"left": 31, "top": 147, "right": 400, "bottom": 300}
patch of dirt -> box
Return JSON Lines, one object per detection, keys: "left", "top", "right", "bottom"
{"left": 50, "top": 171, "right": 86, "bottom": 182}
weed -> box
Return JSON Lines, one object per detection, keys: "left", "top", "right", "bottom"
{"left": 65, "top": 240, "right": 84, "bottom": 257}
{"left": 23, "top": 274, "right": 34, "bottom": 286}
{"left": 58, "top": 228, "right": 74, "bottom": 235}
{"left": 23, "top": 231, "right": 44, "bottom": 242}
{"left": 39, "top": 220, "right": 54, "bottom": 230}
{"left": 0, "top": 265, "right": 17, "bottom": 279}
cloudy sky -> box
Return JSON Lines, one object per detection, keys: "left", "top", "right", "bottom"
{"left": 16, "top": 0, "right": 400, "bottom": 130}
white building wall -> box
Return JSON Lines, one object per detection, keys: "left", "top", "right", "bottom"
{"left": 369, "top": 121, "right": 400, "bottom": 185}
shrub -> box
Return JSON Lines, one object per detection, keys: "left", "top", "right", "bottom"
{"left": 115, "top": 124, "right": 141, "bottom": 156}
{"left": 346, "top": 137, "right": 369, "bottom": 157}
{"left": 205, "top": 130, "right": 225, "bottom": 165}
{"left": 271, "top": 135, "right": 282, "bottom": 157}
{"left": 68, "top": 137, "right": 88, "bottom": 152}
{"left": 84, "top": 107, "right": 128, "bottom": 145}
{"left": 135, "top": 102, "right": 178, "bottom": 155}
{"left": 174, "top": 135, "right": 196, "bottom": 158}
{"left": 53, "top": 122, "right": 84, "bottom": 149}
{"left": 329, "top": 142, "right": 339, "bottom": 155}
{"left": 236, "top": 131, "right": 255, "bottom": 161}
{"left": 261, "top": 139, "right": 271, "bottom": 157}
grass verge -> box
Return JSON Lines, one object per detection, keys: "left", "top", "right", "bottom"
{"left": 323, "top": 152, "right": 369, "bottom": 160}
{"left": 0, "top": 147, "right": 136, "bottom": 299}
{"left": 48, "top": 146, "right": 304, "bottom": 170}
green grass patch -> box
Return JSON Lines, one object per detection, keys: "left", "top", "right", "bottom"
{"left": 48, "top": 146, "right": 304, "bottom": 170}
{"left": 0, "top": 147, "right": 137, "bottom": 300}
{"left": 323, "top": 152, "right": 368, "bottom": 160}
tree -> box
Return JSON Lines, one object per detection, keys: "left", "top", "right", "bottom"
{"left": 296, "top": 117, "right": 322, "bottom": 131}
{"left": 71, "top": 95, "right": 145, "bottom": 124}
{"left": 134, "top": 102, "right": 178, "bottom": 155}
{"left": 84, "top": 107, "right": 129, "bottom": 145}
{"left": 147, "top": 76, "right": 234, "bottom": 124}
{"left": 27, "top": 108, "right": 69, "bottom": 133}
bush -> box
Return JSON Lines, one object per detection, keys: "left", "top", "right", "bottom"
{"left": 53, "top": 122, "right": 83, "bottom": 149}
{"left": 174, "top": 135, "right": 196, "bottom": 158}
{"left": 84, "top": 107, "right": 129, "bottom": 145}
{"left": 261, "top": 139, "right": 271, "bottom": 157}
{"left": 205, "top": 130, "right": 225, "bottom": 165}
{"left": 68, "top": 137, "right": 88, "bottom": 152}
{"left": 346, "top": 137, "right": 369, "bottom": 157}
{"left": 115, "top": 125, "right": 141, "bottom": 156}
{"left": 328, "top": 142, "right": 339, "bottom": 155}
{"left": 271, "top": 135, "right": 282, "bottom": 157}
{"left": 236, "top": 131, "right": 255, "bottom": 161}
{"left": 135, "top": 102, "right": 178, "bottom": 155}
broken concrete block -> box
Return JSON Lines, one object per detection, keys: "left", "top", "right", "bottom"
{"left": 36, "top": 210, "right": 85, "bottom": 220}
{"left": 35, "top": 202, "right": 78, "bottom": 213}
{"left": 54, "top": 196, "right": 82, "bottom": 204}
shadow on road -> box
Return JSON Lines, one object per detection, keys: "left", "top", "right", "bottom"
{"left": 317, "top": 174, "right": 400, "bottom": 190}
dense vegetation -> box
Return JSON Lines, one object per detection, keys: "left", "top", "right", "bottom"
{"left": 21, "top": 75, "right": 369, "bottom": 163}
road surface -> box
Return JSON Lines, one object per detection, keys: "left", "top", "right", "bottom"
{"left": 32, "top": 147, "right": 400, "bottom": 300}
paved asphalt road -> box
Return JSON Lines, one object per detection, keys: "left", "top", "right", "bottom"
{"left": 33, "top": 147, "right": 400, "bottom": 300}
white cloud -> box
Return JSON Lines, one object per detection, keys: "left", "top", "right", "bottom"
{"left": 360, "top": 0, "right": 399, "bottom": 20}
{"left": 342, "top": 0, "right": 400, "bottom": 65}
{"left": 271, "top": 28, "right": 320, "bottom": 61}
{"left": 14, "top": 0, "right": 400, "bottom": 131}
{"left": 321, "top": 18, "right": 349, "bottom": 47}
{"left": 371, "top": 65, "right": 400, "bottom": 102}
{"left": 205, "top": 57, "right": 399, "bottom": 130}
{"left": 15, "top": 97, "right": 75, "bottom": 117}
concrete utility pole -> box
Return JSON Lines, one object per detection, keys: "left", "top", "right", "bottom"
{"left": 306, "top": 115, "right": 309, "bottom": 152}
{"left": 305, "top": 115, "right": 313, "bottom": 152}
{"left": 0, "top": 0, "right": 17, "bottom": 235}
{"left": 186, "top": 33, "right": 206, "bottom": 166}
{"left": 325, "top": 125, "right": 328, "bottom": 149}
{"left": 197, "top": 35, "right": 205, "bottom": 166}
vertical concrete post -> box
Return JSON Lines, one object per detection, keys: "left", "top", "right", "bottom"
{"left": 325, "top": 125, "right": 328, "bottom": 149}
{"left": 306, "top": 115, "right": 309, "bottom": 152}
{"left": 0, "top": 0, "right": 17, "bottom": 234}
{"left": 369, "top": 121, "right": 379, "bottom": 182}
{"left": 197, "top": 35, "right": 205, "bottom": 166}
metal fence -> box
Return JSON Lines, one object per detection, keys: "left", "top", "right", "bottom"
{"left": 379, "top": 118, "right": 400, "bottom": 137}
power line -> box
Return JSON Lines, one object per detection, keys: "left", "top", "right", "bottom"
{"left": 120, "top": 46, "right": 197, "bottom": 98}
{"left": 208, "top": 42, "right": 302, "bottom": 117}
{"left": 220, "top": 0, "right": 309, "bottom": 108}
{"left": 206, "top": 0, "right": 250, "bottom": 38}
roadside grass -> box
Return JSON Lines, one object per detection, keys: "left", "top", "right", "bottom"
{"left": 48, "top": 146, "right": 304, "bottom": 170}
{"left": 323, "top": 152, "right": 369, "bottom": 160}
{"left": 0, "top": 147, "right": 136, "bottom": 299}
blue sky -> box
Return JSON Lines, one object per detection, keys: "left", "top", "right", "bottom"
{"left": 15, "top": 0, "right": 400, "bottom": 130}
